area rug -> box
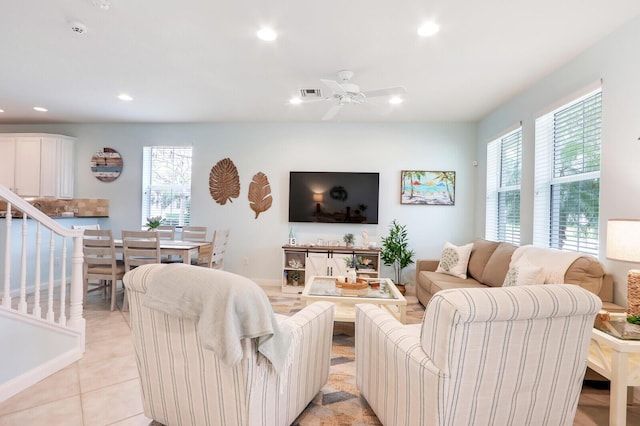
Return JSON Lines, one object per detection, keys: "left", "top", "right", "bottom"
{"left": 268, "top": 293, "right": 426, "bottom": 425}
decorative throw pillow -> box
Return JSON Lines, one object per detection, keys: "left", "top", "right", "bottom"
{"left": 435, "top": 241, "right": 473, "bottom": 279}
{"left": 503, "top": 260, "right": 544, "bottom": 287}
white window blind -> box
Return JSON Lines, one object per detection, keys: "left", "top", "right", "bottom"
{"left": 534, "top": 89, "right": 601, "bottom": 255}
{"left": 486, "top": 127, "right": 522, "bottom": 244}
{"left": 141, "top": 146, "right": 193, "bottom": 227}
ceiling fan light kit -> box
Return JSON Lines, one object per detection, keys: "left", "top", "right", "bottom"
{"left": 297, "top": 70, "right": 407, "bottom": 120}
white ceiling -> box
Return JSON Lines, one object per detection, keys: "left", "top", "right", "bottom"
{"left": 1, "top": 0, "right": 639, "bottom": 124}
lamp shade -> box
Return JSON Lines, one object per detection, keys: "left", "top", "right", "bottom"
{"left": 606, "top": 219, "right": 640, "bottom": 263}
{"left": 313, "top": 193, "right": 324, "bottom": 202}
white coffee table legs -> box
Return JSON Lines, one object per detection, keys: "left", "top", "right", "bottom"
{"left": 587, "top": 329, "right": 640, "bottom": 426}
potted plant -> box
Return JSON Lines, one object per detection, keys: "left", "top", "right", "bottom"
{"left": 289, "top": 270, "right": 302, "bottom": 286}
{"left": 343, "top": 232, "right": 355, "bottom": 247}
{"left": 380, "top": 219, "right": 415, "bottom": 294}
{"left": 145, "top": 215, "right": 164, "bottom": 231}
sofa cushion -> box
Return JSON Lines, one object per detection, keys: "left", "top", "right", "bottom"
{"left": 418, "top": 270, "right": 482, "bottom": 296}
{"left": 468, "top": 239, "right": 501, "bottom": 282}
{"left": 503, "top": 260, "right": 544, "bottom": 287}
{"left": 429, "top": 278, "right": 487, "bottom": 294}
{"left": 435, "top": 241, "right": 474, "bottom": 279}
{"left": 565, "top": 256, "right": 604, "bottom": 295}
{"left": 481, "top": 242, "right": 518, "bottom": 287}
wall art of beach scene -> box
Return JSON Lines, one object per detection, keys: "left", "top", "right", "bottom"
{"left": 401, "top": 171, "right": 455, "bottom": 205}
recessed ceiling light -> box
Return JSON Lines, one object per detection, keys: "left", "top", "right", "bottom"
{"left": 289, "top": 97, "right": 302, "bottom": 105}
{"left": 257, "top": 27, "right": 277, "bottom": 41}
{"left": 33, "top": 106, "right": 48, "bottom": 112}
{"left": 118, "top": 93, "right": 133, "bottom": 101}
{"left": 417, "top": 21, "right": 440, "bottom": 37}
{"left": 389, "top": 97, "right": 403, "bottom": 105}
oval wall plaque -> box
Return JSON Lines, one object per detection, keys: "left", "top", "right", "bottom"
{"left": 90, "top": 147, "right": 123, "bottom": 182}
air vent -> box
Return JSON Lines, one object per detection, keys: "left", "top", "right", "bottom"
{"left": 300, "top": 88, "right": 323, "bottom": 98}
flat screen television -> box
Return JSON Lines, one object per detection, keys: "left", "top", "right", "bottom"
{"left": 289, "top": 172, "right": 379, "bottom": 224}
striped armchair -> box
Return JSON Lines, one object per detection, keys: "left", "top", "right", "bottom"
{"left": 126, "top": 265, "right": 335, "bottom": 426}
{"left": 355, "top": 284, "right": 601, "bottom": 426}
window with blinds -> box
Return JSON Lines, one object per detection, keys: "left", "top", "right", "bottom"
{"left": 533, "top": 89, "right": 601, "bottom": 255}
{"left": 141, "top": 146, "right": 193, "bottom": 227}
{"left": 486, "top": 127, "right": 522, "bottom": 244}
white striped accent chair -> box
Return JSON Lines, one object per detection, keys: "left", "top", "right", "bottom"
{"left": 355, "top": 284, "right": 602, "bottom": 426}
{"left": 126, "top": 265, "right": 335, "bottom": 426}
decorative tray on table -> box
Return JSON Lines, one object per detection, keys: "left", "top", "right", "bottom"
{"left": 595, "top": 311, "right": 640, "bottom": 340}
{"left": 335, "top": 278, "right": 369, "bottom": 297}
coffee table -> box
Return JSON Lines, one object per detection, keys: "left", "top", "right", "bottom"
{"left": 589, "top": 316, "right": 640, "bottom": 426}
{"left": 301, "top": 276, "right": 407, "bottom": 323}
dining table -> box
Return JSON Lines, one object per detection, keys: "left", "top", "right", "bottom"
{"left": 114, "top": 239, "right": 212, "bottom": 264}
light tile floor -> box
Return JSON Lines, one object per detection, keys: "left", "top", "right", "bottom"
{"left": 1, "top": 284, "right": 639, "bottom": 425}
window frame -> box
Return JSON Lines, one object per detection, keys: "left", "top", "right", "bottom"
{"left": 141, "top": 146, "right": 193, "bottom": 228}
{"left": 533, "top": 87, "right": 602, "bottom": 255}
{"left": 486, "top": 126, "right": 522, "bottom": 245}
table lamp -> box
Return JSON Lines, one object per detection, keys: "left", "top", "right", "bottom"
{"left": 606, "top": 219, "right": 640, "bottom": 316}
{"left": 313, "top": 193, "right": 323, "bottom": 213}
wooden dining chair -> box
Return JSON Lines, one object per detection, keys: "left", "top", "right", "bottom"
{"left": 211, "top": 229, "right": 229, "bottom": 270}
{"left": 181, "top": 226, "right": 208, "bottom": 242}
{"left": 192, "top": 241, "right": 213, "bottom": 268}
{"left": 121, "top": 230, "right": 162, "bottom": 310}
{"left": 156, "top": 225, "right": 176, "bottom": 240}
{"left": 181, "top": 226, "right": 209, "bottom": 263}
{"left": 82, "top": 229, "right": 125, "bottom": 311}
{"left": 156, "top": 225, "right": 180, "bottom": 261}
{"left": 73, "top": 224, "right": 101, "bottom": 230}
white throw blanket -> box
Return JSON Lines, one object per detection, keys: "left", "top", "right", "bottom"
{"left": 511, "top": 245, "right": 582, "bottom": 284}
{"left": 142, "top": 264, "right": 292, "bottom": 373}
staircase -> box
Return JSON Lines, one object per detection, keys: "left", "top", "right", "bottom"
{"left": 0, "top": 185, "right": 85, "bottom": 402}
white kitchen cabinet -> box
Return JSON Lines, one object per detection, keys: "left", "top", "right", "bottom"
{"left": 0, "top": 136, "right": 41, "bottom": 196}
{"left": 0, "top": 134, "right": 75, "bottom": 198}
{"left": 40, "top": 136, "right": 75, "bottom": 198}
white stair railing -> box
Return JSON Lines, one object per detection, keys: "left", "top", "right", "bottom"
{"left": 0, "top": 185, "right": 85, "bottom": 347}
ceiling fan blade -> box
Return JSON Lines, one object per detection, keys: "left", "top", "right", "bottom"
{"left": 322, "top": 104, "right": 343, "bottom": 121}
{"left": 362, "top": 86, "right": 407, "bottom": 98}
{"left": 320, "top": 79, "right": 347, "bottom": 96}
{"left": 296, "top": 97, "right": 331, "bottom": 104}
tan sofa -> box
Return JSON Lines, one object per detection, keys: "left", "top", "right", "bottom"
{"left": 415, "top": 238, "right": 624, "bottom": 313}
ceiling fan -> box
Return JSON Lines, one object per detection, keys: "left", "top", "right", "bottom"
{"left": 300, "top": 70, "right": 407, "bottom": 120}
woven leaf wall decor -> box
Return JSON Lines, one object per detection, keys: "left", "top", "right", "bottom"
{"left": 248, "top": 171, "right": 273, "bottom": 219}
{"left": 209, "top": 158, "right": 240, "bottom": 205}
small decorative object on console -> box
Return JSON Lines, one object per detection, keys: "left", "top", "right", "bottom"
{"left": 343, "top": 233, "right": 355, "bottom": 247}
{"left": 289, "top": 270, "right": 302, "bottom": 285}
{"left": 288, "top": 226, "right": 297, "bottom": 246}
{"left": 288, "top": 259, "right": 303, "bottom": 269}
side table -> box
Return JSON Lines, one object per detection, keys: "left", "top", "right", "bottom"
{"left": 587, "top": 328, "right": 640, "bottom": 425}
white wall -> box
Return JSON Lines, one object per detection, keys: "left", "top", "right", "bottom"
{"left": 0, "top": 122, "right": 476, "bottom": 285}
{"left": 476, "top": 15, "right": 640, "bottom": 306}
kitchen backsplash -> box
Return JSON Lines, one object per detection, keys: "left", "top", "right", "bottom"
{"left": 0, "top": 198, "right": 109, "bottom": 217}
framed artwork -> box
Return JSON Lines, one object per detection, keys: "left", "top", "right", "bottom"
{"left": 90, "top": 148, "right": 123, "bottom": 182}
{"left": 400, "top": 170, "right": 455, "bottom": 205}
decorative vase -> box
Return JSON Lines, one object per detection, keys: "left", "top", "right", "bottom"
{"left": 346, "top": 268, "right": 357, "bottom": 284}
